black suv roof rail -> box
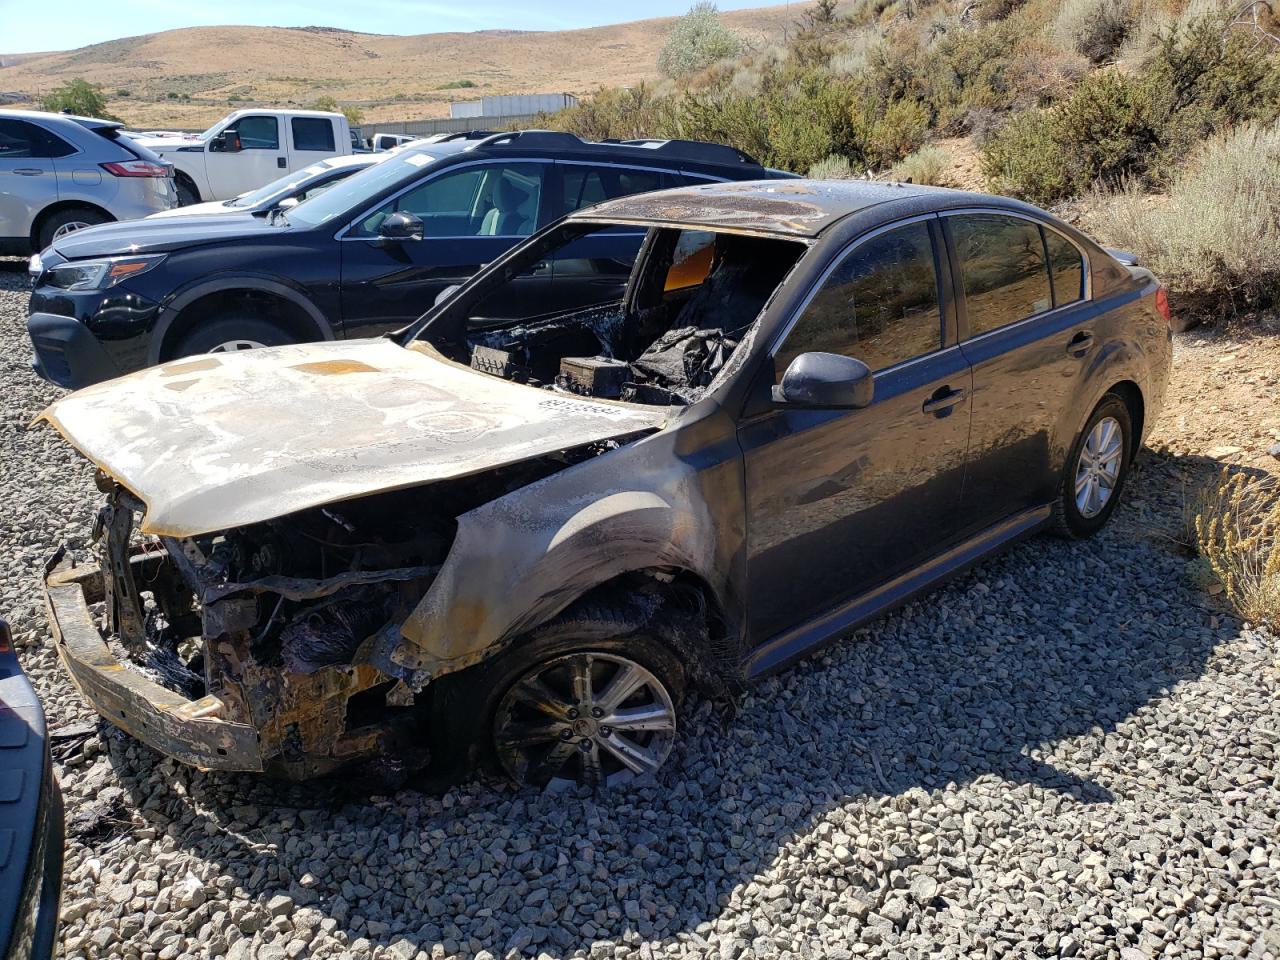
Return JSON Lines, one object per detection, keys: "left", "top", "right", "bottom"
{"left": 475, "top": 130, "right": 761, "bottom": 167}
{"left": 473, "top": 130, "right": 587, "bottom": 150}
{"left": 602, "top": 138, "right": 760, "bottom": 167}
{"left": 436, "top": 130, "right": 501, "bottom": 142}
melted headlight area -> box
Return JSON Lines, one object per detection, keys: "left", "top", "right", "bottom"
{"left": 89, "top": 455, "right": 583, "bottom": 779}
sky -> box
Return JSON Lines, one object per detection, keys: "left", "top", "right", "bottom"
{"left": 0, "top": 0, "right": 788, "bottom": 54}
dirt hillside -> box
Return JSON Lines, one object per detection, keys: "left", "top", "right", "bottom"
{"left": 0, "top": 4, "right": 807, "bottom": 128}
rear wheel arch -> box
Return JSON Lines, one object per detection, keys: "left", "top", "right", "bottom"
{"left": 1106, "top": 379, "right": 1145, "bottom": 459}
{"left": 153, "top": 281, "right": 335, "bottom": 363}
{"left": 30, "top": 201, "right": 115, "bottom": 250}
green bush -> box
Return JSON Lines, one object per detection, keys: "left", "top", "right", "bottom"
{"left": 438, "top": 79, "right": 478, "bottom": 90}
{"left": 1142, "top": 15, "right": 1280, "bottom": 177}
{"left": 982, "top": 69, "right": 1160, "bottom": 202}
{"left": 658, "top": 2, "right": 743, "bottom": 79}
{"left": 40, "top": 78, "right": 118, "bottom": 120}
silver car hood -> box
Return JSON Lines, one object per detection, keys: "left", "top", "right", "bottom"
{"left": 39, "top": 339, "right": 668, "bottom": 538}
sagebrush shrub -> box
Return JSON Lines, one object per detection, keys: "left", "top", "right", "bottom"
{"left": 658, "top": 2, "right": 743, "bottom": 79}
{"left": 892, "top": 143, "right": 950, "bottom": 184}
{"left": 1188, "top": 469, "right": 1280, "bottom": 628}
{"left": 1082, "top": 122, "right": 1280, "bottom": 309}
{"left": 1052, "top": 0, "right": 1135, "bottom": 63}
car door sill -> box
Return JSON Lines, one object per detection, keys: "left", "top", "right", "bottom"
{"left": 745, "top": 503, "right": 1053, "bottom": 679}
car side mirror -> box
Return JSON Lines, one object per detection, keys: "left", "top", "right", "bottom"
{"left": 276, "top": 196, "right": 300, "bottom": 210}
{"left": 434, "top": 284, "right": 461, "bottom": 306}
{"left": 378, "top": 211, "right": 424, "bottom": 243}
{"left": 773, "top": 352, "right": 874, "bottom": 408}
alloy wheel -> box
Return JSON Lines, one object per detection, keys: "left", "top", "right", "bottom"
{"left": 52, "top": 221, "right": 91, "bottom": 240}
{"left": 493, "top": 652, "right": 676, "bottom": 790}
{"left": 1074, "top": 415, "right": 1123, "bottom": 518}
{"left": 207, "top": 339, "right": 267, "bottom": 353}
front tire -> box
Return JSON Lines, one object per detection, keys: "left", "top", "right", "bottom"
{"left": 430, "top": 597, "right": 688, "bottom": 791}
{"left": 1051, "top": 393, "right": 1133, "bottom": 538}
{"left": 171, "top": 315, "right": 293, "bottom": 358}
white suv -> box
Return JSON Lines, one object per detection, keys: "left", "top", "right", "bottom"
{"left": 0, "top": 109, "right": 176, "bottom": 253}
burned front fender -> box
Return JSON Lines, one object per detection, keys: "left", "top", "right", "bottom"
{"left": 391, "top": 420, "right": 745, "bottom": 679}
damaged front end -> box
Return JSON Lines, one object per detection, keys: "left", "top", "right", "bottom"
{"left": 45, "top": 480, "right": 451, "bottom": 780}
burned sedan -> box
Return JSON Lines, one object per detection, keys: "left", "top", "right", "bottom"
{"left": 38, "top": 180, "right": 1173, "bottom": 788}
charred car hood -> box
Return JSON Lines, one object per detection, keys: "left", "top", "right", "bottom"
{"left": 39, "top": 339, "right": 668, "bottom": 538}
{"left": 50, "top": 213, "right": 278, "bottom": 259}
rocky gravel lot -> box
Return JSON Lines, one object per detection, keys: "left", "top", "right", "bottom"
{"left": 1, "top": 258, "right": 1278, "bottom": 960}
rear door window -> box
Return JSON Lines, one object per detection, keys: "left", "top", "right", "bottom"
{"left": 950, "top": 215, "right": 1053, "bottom": 336}
{"left": 291, "top": 117, "right": 336, "bottom": 153}
{"left": 557, "top": 164, "right": 676, "bottom": 216}
{"left": 0, "top": 119, "right": 74, "bottom": 159}
{"left": 776, "top": 220, "right": 942, "bottom": 377}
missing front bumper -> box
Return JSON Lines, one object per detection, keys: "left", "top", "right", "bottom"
{"left": 44, "top": 562, "right": 264, "bottom": 773}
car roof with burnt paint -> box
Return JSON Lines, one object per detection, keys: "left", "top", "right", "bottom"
{"left": 572, "top": 178, "right": 1044, "bottom": 238}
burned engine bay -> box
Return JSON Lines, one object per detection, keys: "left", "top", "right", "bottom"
{"left": 85, "top": 448, "right": 611, "bottom": 780}
{"left": 433, "top": 230, "right": 805, "bottom": 406}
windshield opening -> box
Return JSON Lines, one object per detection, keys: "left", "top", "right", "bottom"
{"left": 417, "top": 222, "right": 806, "bottom": 407}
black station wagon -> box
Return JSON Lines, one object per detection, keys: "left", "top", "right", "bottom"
{"left": 39, "top": 180, "right": 1172, "bottom": 790}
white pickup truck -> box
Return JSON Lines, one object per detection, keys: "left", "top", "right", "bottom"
{"left": 131, "top": 109, "right": 353, "bottom": 205}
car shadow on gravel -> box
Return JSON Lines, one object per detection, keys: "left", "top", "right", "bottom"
{"left": 91, "top": 449, "right": 1243, "bottom": 957}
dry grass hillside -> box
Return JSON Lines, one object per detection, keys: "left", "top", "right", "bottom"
{"left": 0, "top": 4, "right": 808, "bottom": 128}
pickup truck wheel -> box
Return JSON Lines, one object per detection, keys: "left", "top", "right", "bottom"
{"left": 1051, "top": 393, "right": 1133, "bottom": 539}
{"left": 172, "top": 316, "right": 293, "bottom": 358}
{"left": 37, "top": 207, "right": 110, "bottom": 250}
{"left": 430, "top": 602, "right": 687, "bottom": 792}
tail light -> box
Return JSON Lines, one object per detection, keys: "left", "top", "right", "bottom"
{"left": 1155, "top": 286, "right": 1172, "bottom": 327}
{"left": 100, "top": 160, "right": 172, "bottom": 178}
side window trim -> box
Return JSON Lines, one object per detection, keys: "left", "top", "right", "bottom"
{"left": 767, "top": 212, "right": 952, "bottom": 379}
{"left": 335, "top": 158, "right": 555, "bottom": 241}
{"left": 1043, "top": 223, "right": 1087, "bottom": 308}
{"left": 940, "top": 207, "right": 1092, "bottom": 343}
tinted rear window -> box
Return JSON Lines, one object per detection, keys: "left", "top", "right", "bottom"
{"left": 293, "top": 117, "right": 336, "bottom": 153}
{"left": 951, "top": 215, "right": 1052, "bottom": 337}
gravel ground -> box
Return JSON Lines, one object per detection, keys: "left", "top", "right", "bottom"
{"left": 1, "top": 258, "right": 1278, "bottom": 960}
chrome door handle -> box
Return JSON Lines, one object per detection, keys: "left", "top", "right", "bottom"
{"left": 922, "top": 386, "right": 967, "bottom": 416}
{"left": 14, "top": 168, "right": 44, "bottom": 176}
{"left": 1067, "top": 330, "right": 1094, "bottom": 357}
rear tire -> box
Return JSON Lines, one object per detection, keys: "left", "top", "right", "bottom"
{"left": 429, "top": 596, "right": 688, "bottom": 791}
{"left": 1051, "top": 393, "right": 1133, "bottom": 539}
{"left": 36, "top": 207, "right": 110, "bottom": 251}
{"left": 171, "top": 315, "right": 293, "bottom": 358}
{"left": 174, "top": 174, "right": 200, "bottom": 207}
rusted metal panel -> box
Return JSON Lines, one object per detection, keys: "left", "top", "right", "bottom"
{"left": 575, "top": 179, "right": 927, "bottom": 238}
{"left": 45, "top": 580, "right": 264, "bottom": 772}
{"left": 37, "top": 339, "right": 668, "bottom": 538}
